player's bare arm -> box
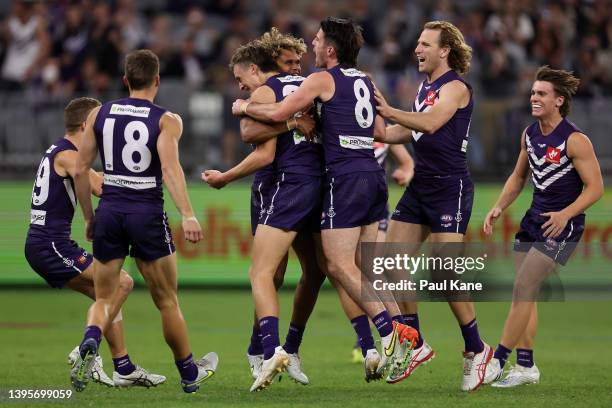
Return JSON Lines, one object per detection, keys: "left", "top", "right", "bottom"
{"left": 389, "top": 143, "right": 414, "bottom": 187}
{"left": 375, "top": 124, "right": 413, "bottom": 144}
{"left": 232, "top": 71, "right": 333, "bottom": 122}
{"left": 540, "top": 132, "right": 604, "bottom": 238}
{"left": 55, "top": 150, "right": 104, "bottom": 197}
{"left": 74, "top": 106, "right": 101, "bottom": 241}
{"left": 484, "top": 130, "right": 531, "bottom": 235}
{"left": 374, "top": 80, "right": 468, "bottom": 134}
{"left": 203, "top": 85, "right": 278, "bottom": 189}
{"left": 157, "top": 112, "right": 203, "bottom": 243}
{"left": 240, "top": 114, "right": 315, "bottom": 144}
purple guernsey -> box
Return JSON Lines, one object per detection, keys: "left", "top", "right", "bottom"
{"left": 411, "top": 70, "right": 473, "bottom": 177}
{"left": 318, "top": 65, "right": 380, "bottom": 176}
{"left": 28, "top": 138, "right": 79, "bottom": 241}
{"left": 93, "top": 97, "right": 167, "bottom": 213}
{"left": 524, "top": 118, "right": 584, "bottom": 212}
{"left": 265, "top": 73, "right": 323, "bottom": 176}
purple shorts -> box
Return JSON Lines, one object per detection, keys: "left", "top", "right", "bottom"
{"left": 321, "top": 171, "right": 388, "bottom": 230}
{"left": 251, "top": 177, "right": 276, "bottom": 235}
{"left": 259, "top": 172, "right": 322, "bottom": 232}
{"left": 24, "top": 239, "right": 93, "bottom": 288}
{"left": 514, "top": 208, "right": 585, "bottom": 265}
{"left": 93, "top": 208, "right": 175, "bottom": 262}
{"left": 391, "top": 174, "right": 473, "bottom": 234}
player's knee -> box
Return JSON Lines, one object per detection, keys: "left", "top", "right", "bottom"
{"left": 118, "top": 272, "right": 134, "bottom": 294}
{"left": 151, "top": 292, "right": 179, "bottom": 311}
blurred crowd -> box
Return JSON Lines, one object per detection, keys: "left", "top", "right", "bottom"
{"left": 0, "top": 0, "right": 610, "bottom": 105}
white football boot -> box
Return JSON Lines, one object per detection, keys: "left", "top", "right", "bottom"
{"left": 364, "top": 349, "right": 382, "bottom": 382}
{"left": 386, "top": 341, "right": 435, "bottom": 384}
{"left": 181, "top": 352, "right": 219, "bottom": 393}
{"left": 68, "top": 346, "right": 114, "bottom": 388}
{"left": 285, "top": 353, "right": 309, "bottom": 385}
{"left": 113, "top": 366, "right": 166, "bottom": 388}
{"left": 484, "top": 357, "right": 504, "bottom": 385}
{"left": 249, "top": 346, "right": 289, "bottom": 392}
{"left": 492, "top": 364, "right": 540, "bottom": 388}
{"left": 461, "top": 343, "right": 493, "bottom": 391}
{"left": 247, "top": 353, "right": 264, "bottom": 380}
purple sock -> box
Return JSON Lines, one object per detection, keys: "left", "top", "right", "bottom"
{"left": 247, "top": 325, "right": 263, "bottom": 355}
{"left": 392, "top": 314, "right": 406, "bottom": 324}
{"left": 175, "top": 353, "right": 198, "bottom": 381}
{"left": 80, "top": 325, "right": 102, "bottom": 350}
{"left": 350, "top": 315, "right": 375, "bottom": 357}
{"left": 282, "top": 322, "right": 305, "bottom": 355}
{"left": 494, "top": 344, "right": 512, "bottom": 369}
{"left": 113, "top": 354, "right": 136, "bottom": 375}
{"left": 516, "top": 348, "right": 534, "bottom": 368}
{"left": 403, "top": 313, "right": 424, "bottom": 348}
{"left": 259, "top": 316, "right": 280, "bottom": 360}
{"left": 460, "top": 318, "right": 484, "bottom": 354}
{"left": 373, "top": 311, "right": 393, "bottom": 338}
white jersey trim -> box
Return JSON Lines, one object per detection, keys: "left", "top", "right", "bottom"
{"left": 104, "top": 174, "right": 157, "bottom": 190}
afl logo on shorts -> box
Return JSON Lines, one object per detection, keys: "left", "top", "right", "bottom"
{"left": 545, "top": 146, "right": 561, "bottom": 164}
{"left": 77, "top": 254, "right": 87, "bottom": 265}
{"left": 425, "top": 90, "right": 437, "bottom": 106}
{"left": 544, "top": 238, "right": 558, "bottom": 251}
{"left": 440, "top": 214, "right": 453, "bottom": 223}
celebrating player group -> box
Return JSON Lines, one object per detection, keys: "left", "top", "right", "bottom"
{"left": 25, "top": 14, "right": 603, "bottom": 395}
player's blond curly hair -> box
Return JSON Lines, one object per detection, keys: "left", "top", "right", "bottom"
{"left": 424, "top": 21, "right": 472, "bottom": 76}
{"left": 258, "top": 27, "right": 307, "bottom": 60}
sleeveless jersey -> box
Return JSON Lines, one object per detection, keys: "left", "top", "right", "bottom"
{"left": 265, "top": 73, "right": 323, "bottom": 176}
{"left": 93, "top": 97, "right": 167, "bottom": 213}
{"left": 318, "top": 64, "right": 380, "bottom": 176}
{"left": 411, "top": 70, "right": 473, "bottom": 177}
{"left": 524, "top": 118, "right": 584, "bottom": 212}
{"left": 27, "top": 139, "right": 78, "bottom": 241}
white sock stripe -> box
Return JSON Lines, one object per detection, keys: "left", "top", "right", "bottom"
{"left": 51, "top": 241, "right": 82, "bottom": 273}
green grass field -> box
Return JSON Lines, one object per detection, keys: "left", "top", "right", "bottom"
{"left": 1, "top": 181, "right": 611, "bottom": 407}
{"left": 1, "top": 290, "right": 612, "bottom": 407}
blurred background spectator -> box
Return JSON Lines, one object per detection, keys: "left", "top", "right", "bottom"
{"left": 0, "top": 0, "right": 609, "bottom": 180}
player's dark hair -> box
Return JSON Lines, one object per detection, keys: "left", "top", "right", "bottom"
{"left": 64, "top": 97, "right": 101, "bottom": 133}
{"left": 424, "top": 21, "right": 472, "bottom": 75}
{"left": 229, "top": 40, "right": 278, "bottom": 73}
{"left": 124, "top": 49, "right": 160, "bottom": 90}
{"left": 535, "top": 66, "right": 580, "bottom": 117}
{"left": 320, "top": 17, "right": 364, "bottom": 67}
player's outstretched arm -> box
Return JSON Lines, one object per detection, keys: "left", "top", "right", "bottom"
{"left": 157, "top": 112, "right": 203, "bottom": 243}
{"left": 484, "top": 130, "right": 530, "bottom": 235}
{"left": 389, "top": 143, "right": 414, "bottom": 187}
{"left": 232, "top": 71, "right": 331, "bottom": 123}
{"left": 540, "top": 132, "right": 604, "bottom": 238}
{"left": 374, "top": 81, "right": 467, "bottom": 134}
{"left": 74, "top": 106, "right": 100, "bottom": 241}
{"left": 203, "top": 85, "right": 278, "bottom": 188}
